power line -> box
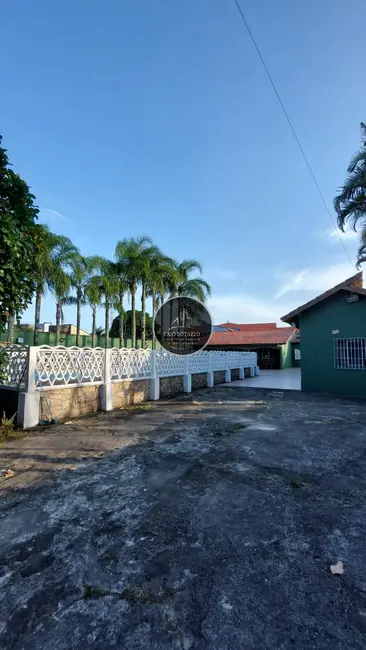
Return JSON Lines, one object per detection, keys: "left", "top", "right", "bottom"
{"left": 232, "top": 0, "right": 355, "bottom": 270}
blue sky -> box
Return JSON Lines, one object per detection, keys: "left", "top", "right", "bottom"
{"left": 2, "top": 0, "right": 365, "bottom": 331}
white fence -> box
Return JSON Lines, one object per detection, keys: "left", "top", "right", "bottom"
{"left": 0, "top": 345, "right": 258, "bottom": 428}
{"left": 32, "top": 346, "right": 257, "bottom": 386}
{"left": 0, "top": 345, "right": 258, "bottom": 389}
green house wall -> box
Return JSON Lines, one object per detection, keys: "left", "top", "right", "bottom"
{"left": 299, "top": 290, "right": 366, "bottom": 397}
{"left": 280, "top": 340, "right": 293, "bottom": 368}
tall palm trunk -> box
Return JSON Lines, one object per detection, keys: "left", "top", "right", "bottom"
{"left": 55, "top": 298, "right": 62, "bottom": 345}
{"left": 141, "top": 283, "right": 146, "bottom": 349}
{"left": 152, "top": 290, "right": 156, "bottom": 350}
{"left": 7, "top": 312, "right": 14, "bottom": 344}
{"left": 34, "top": 288, "right": 42, "bottom": 345}
{"left": 91, "top": 305, "right": 97, "bottom": 348}
{"left": 119, "top": 291, "right": 124, "bottom": 348}
{"left": 76, "top": 288, "right": 82, "bottom": 347}
{"left": 105, "top": 301, "right": 110, "bottom": 349}
{"left": 131, "top": 284, "right": 136, "bottom": 348}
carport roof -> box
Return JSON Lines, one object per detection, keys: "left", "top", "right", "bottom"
{"left": 281, "top": 271, "right": 366, "bottom": 326}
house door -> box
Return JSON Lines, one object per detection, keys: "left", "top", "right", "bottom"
{"left": 258, "top": 348, "right": 280, "bottom": 370}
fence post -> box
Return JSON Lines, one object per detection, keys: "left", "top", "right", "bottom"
{"left": 183, "top": 355, "right": 191, "bottom": 393}
{"left": 17, "top": 346, "right": 41, "bottom": 429}
{"left": 100, "top": 348, "right": 113, "bottom": 411}
{"left": 150, "top": 350, "right": 160, "bottom": 400}
{"left": 239, "top": 353, "right": 245, "bottom": 380}
{"left": 207, "top": 351, "right": 214, "bottom": 388}
{"left": 225, "top": 351, "right": 231, "bottom": 383}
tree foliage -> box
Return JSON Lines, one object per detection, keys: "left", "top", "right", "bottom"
{"left": 334, "top": 122, "right": 366, "bottom": 266}
{"left": 110, "top": 310, "right": 153, "bottom": 340}
{"left": 0, "top": 135, "right": 40, "bottom": 329}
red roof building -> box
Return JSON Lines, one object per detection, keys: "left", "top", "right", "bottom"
{"left": 207, "top": 323, "right": 298, "bottom": 370}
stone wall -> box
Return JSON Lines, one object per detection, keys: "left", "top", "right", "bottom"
{"left": 160, "top": 375, "right": 184, "bottom": 398}
{"left": 113, "top": 380, "right": 150, "bottom": 409}
{"left": 191, "top": 372, "right": 207, "bottom": 390}
{"left": 231, "top": 369, "right": 240, "bottom": 381}
{"left": 40, "top": 385, "right": 100, "bottom": 422}
{"left": 214, "top": 370, "right": 226, "bottom": 385}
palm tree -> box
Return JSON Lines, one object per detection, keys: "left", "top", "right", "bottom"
{"left": 33, "top": 227, "right": 78, "bottom": 344}
{"left": 65, "top": 254, "right": 103, "bottom": 346}
{"left": 112, "top": 273, "right": 128, "bottom": 348}
{"left": 170, "top": 259, "right": 211, "bottom": 302}
{"left": 94, "top": 260, "right": 119, "bottom": 349}
{"left": 95, "top": 326, "right": 105, "bottom": 340}
{"left": 84, "top": 276, "right": 102, "bottom": 347}
{"left": 145, "top": 254, "right": 179, "bottom": 349}
{"left": 334, "top": 122, "right": 366, "bottom": 266}
{"left": 115, "top": 236, "right": 153, "bottom": 348}
{"left": 52, "top": 273, "right": 71, "bottom": 345}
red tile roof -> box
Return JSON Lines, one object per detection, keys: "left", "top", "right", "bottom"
{"left": 281, "top": 272, "right": 366, "bottom": 325}
{"left": 217, "top": 322, "right": 277, "bottom": 331}
{"left": 208, "top": 327, "right": 296, "bottom": 346}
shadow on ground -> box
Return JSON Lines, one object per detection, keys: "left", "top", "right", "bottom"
{"left": 1, "top": 386, "right": 366, "bottom": 649}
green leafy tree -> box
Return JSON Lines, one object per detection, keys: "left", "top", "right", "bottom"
{"left": 0, "top": 135, "right": 40, "bottom": 332}
{"left": 334, "top": 122, "right": 366, "bottom": 266}
{"left": 110, "top": 310, "right": 153, "bottom": 342}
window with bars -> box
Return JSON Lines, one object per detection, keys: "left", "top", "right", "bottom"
{"left": 334, "top": 338, "right": 366, "bottom": 370}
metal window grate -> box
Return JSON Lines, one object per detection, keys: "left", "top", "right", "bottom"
{"left": 334, "top": 337, "right": 366, "bottom": 370}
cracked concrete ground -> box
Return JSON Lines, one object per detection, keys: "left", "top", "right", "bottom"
{"left": 1, "top": 386, "right": 366, "bottom": 649}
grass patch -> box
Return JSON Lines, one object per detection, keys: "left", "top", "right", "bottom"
{"left": 127, "top": 404, "right": 150, "bottom": 412}
{"left": 0, "top": 411, "right": 25, "bottom": 445}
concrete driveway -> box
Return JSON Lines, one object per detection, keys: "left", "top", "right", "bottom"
{"left": 1, "top": 386, "right": 366, "bottom": 649}
{"left": 227, "top": 368, "right": 301, "bottom": 390}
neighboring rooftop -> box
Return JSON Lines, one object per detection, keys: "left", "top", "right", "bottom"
{"left": 216, "top": 322, "right": 277, "bottom": 331}
{"left": 281, "top": 272, "right": 366, "bottom": 326}
{"left": 208, "top": 326, "right": 296, "bottom": 346}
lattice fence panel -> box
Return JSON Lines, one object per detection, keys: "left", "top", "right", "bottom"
{"left": 0, "top": 344, "right": 29, "bottom": 387}
{"left": 187, "top": 351, "right": 209, "bottom": 374}
{"left": 110, "top": 348, "right": 152, "bottom": 380}
{"left": 210, "top": 351, "right": 228, "bottom": 371}
{"left": 36, "top": 346, "right": 104, "bottom": 386}
{"left": 156, "top": 351, "right": 186, "bottom": 377}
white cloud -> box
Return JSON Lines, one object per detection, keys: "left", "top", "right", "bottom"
{"left": 208, "top": 293, "right": 294, "bottom": 326}
{"left": 274, "top": 262, "right": 356, "bottom": 300}
{"left": 42, "top": 208, "right": 66, "bottom": 220}
{"left": 209, "top": 268, "right": 239, "bottom": 281}
{"left": 322, "top": 227, "right": 358, "bottom": 243}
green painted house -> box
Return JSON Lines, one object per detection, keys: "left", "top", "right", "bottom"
{"left": 282, "top": 272, "right": 366, "bottom": 397}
